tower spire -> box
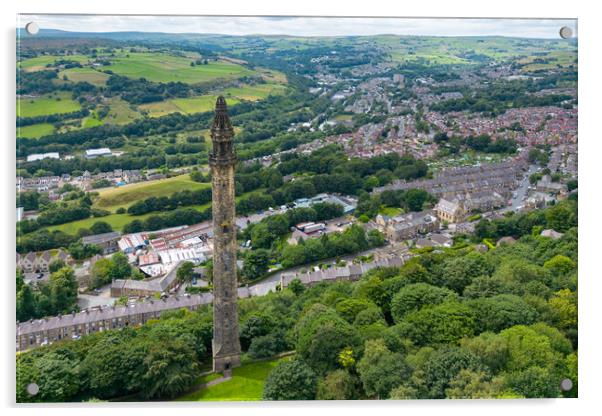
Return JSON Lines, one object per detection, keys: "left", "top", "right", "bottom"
{"left": 212, "top": 95, "right": 233, "bottom": 133}
{"left": 209, "top": 96, "right": 236, "bottom": 167}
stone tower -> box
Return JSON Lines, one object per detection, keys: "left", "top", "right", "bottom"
{"left": 209, "top": 96, "right": 242, "bottom": 372}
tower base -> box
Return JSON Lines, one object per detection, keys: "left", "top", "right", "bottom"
{"left": 213, "top": 353, "right": 241, "bottom": 373}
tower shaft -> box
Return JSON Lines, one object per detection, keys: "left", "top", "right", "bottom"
{"left": 209, "top": 96, "right": 241, "bottom": 373}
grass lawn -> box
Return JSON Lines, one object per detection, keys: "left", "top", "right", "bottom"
{"left": 177, "top": 357, "right": 288, "bottom": 401}
{"left": 93, "top": 174, "right": 210, "bottom": 211}
{"left": 107, "top": 53, "right": 255, "bottom": 84}
{"left": 379, "top": 206, "right": 403, "bottom": 217}
{"left": 59, "top": 67, "right": 110, "bottom": 86}
{"left": 17, "top": 123, "right": 55, "bottom": 138}
{"left": 18, "top": 92, "right": 81, "bottom": 117}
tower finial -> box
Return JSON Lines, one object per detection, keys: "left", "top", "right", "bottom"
{"left": 212, "top": 96, "right": 233, "bottom": 132}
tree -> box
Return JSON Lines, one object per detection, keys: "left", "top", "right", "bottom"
{"left": 545, "top": 202, "right": 576, "bottom": 232}
{"left": 404, "top": 189, "right": 431, "bottom": 211}
{"left": 500, "top": 325, "right": 560, "bottom": 372}
{"left": 295, "top": 304, "right": 361, "bottom": 375}
{"left": 543, "top": 255, "right": 576, "bottom": 277}
{"left": 17, "top": 284, "right": 37, "bottom": 322}
{"left": 140, "top": 338, "right": 199, "bottom": 399}
{"left": 357, "top": 338, "right": 411, "bottom": 399}
{"left": 467, "top": 294, "right": 539, "bottom": 333}
{"left": 422, "top": 346, "right": 483, "bottom": 399}
{"left": 401, "top": 301, "right": 476, "bottom": 346}
{"left": 242, "top": 249, "right": 270, "bottom": 280}
{"left": 461, "top": 332, "right": 509, "bottom": 373}
{"left": 80, "top": 332, "right": 145, "bottom": 399}
{"left": 16, "top": 269, "right": 24, "bottom": 292}
{"left": 316, "top": 369, "right": 359, "bottom": 400}
{"left": 335, "top": 298, "right": 378, "bottom": 323}
{"left": 176, "top": 261, "right": 195, "bottom": 284}
{"left": 506, "top": 366, "right": 561, "bottom": 398}
{"left": 90, "top": 221, "right": 113, "bottom": 234}
{"left": 547, "top": 289, "right": 577, "bottom": 331}
{"left": 248, "top": 332, "right": 287, "bottom": 359}
{"left": 250, "top": 223, "right": 276, "bottom": 249}
{"left": 366, "top": 229, "right": 385, "bottom": 247}
{"left": 25, "top": 352, "right": 79, "bottom": 402}
{"left": 68, "top": 242, "right": 102, "bottom": 260}
{"left": 438, "top": 252, "right": 493, "bottom": 294}
{"left": 48, "top": 258, "right": 66, "bottom": 273}
{"left": 445, "top": 370, "right": 506, "bottom": 399}
{"left": 108, "top": 252, "right": 132, "bottom": 279}
{"left": 390, "top": 283, "right": 457, "bottom": 323}
{"left": 287, "top": 278, "right": 305, "bottom": 296}
{"left": 262, "top": 359, "right": 317, "bottom": 400}
{"left": 49, "top": 267, "right": 78, "bottom": 313}
{"left": 239, "top": 313, "right": 275, "bottom": 351}
{"left": 89, "top": 258, "right": 113, "bottom": 289}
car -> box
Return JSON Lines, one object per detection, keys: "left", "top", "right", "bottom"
{"left": 36, "top": 273, "right": 44, "bottom": 279}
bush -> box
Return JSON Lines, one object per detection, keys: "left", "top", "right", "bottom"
{"left": 248, "top": 332, "right": 288, "bottom": 359}
{"left": 262, "top": 359, "right": 317, "bottom": 400}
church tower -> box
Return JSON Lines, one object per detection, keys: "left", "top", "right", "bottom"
{"left": 209, "top": 96, "right": 242, "bottom": 373}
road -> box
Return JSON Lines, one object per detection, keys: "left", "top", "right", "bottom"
{"left": 80, "top": 241, "right": 407, "bottom": 307}
{"left": 502, "top": 164, "right": 539, "bottom": 212}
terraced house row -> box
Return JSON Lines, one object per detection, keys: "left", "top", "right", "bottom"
{"left": 373, "top": 159, "right": 527, "bottom": 199}
{"left": 16, "top": 293, "right": 213, "bottom": 351}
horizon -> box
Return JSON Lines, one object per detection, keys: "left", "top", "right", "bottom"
{"left": 17, "top": 15, "right": 578, "bottom": 39}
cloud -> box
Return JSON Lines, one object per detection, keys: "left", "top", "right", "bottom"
{"left": 18, "top": 15, "right": 577, "bottom": 39}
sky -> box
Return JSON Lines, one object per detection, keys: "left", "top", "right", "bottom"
{"left": 19, "top": 15, "right": 577, "bottom": 39}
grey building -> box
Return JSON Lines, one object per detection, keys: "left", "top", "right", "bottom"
{"left": 82, "top": 232, "right": 121, "bottom": 254}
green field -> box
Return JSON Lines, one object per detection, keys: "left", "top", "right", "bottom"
{"left": 372, "top": 35, "right": 577, "bottom": 66}
{"left": 17, "top": 123, "right": 55, "bottom": 138}
{"left": 334, "top": 114, "right": 353, "bottom": 121}
{"left": 18, "top": 92, "right": 81, "bottom": 117}
{"left": 223, "top": 83, "right": 288, "bottom": 101}
{"left": 59, "top": 67, "right": 110, "bottom": 86}
{"left": 81, "top": 115, "right": 104, "bottom": 128}
{"left": 94, "top": 174, "right": 210, "bottom": 211}
{"left": 106, "top": 53, "right": 255, "bottom": 84}
{"left": 104, "top": 97, "right": 142, "bottom": 125}
{"left": 177, "top": 357, "right": 287, "bottom": 401}
{"left": 140, "top": 95, "right": 241, "bottom": 117}
{"left": 19, "top": 54, "right": 89, "bottom": 72}
{"left": 139, "top": 84, "right": 286, "bottom": 117}
{"left": 46, "top": 212, "right": 147, "bottom": 234}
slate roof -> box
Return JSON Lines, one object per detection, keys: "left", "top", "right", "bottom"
{"left": 82, "top": 232, "right": 121, "bottom": 245}
{"left": 17, "top": 293, "right": 213, "bottom": 336}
